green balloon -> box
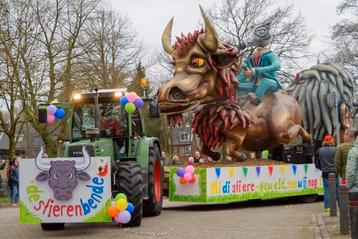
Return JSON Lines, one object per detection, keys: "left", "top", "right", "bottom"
{"left": 125, "top": 102, "right": 136, "bottom": 113}
{"left": 115, "top": 193, "right": 127, "bottom": 201}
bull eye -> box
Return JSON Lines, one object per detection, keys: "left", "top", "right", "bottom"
{"left": 68, "top": 173, "right": 73, "bottom": 179}
{"left": 53, "top": 173, "right": 59, "bottom": 179}
{"left": 191, "top": 57, "right": 205, "bottom": 67}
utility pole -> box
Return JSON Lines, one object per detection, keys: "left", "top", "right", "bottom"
{"left": 333, "top": 92, "right": 340, "bottom": 145}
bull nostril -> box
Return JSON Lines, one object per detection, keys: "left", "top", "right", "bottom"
{"left": 169, "top": 87, "right": 185, "bottom": 100}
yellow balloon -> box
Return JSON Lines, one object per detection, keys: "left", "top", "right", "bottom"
{"left": 116, "top": 199, "right": 128, "bottom": 211}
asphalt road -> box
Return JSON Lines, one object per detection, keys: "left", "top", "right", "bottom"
{"left": 0, "top": 197, "right": 323, "bottom": 239}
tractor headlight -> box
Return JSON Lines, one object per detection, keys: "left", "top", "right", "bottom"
{"left": 114, "top": 92, "right": 122, "bottom": 98}
{"left": 73, "top": 93, "right": 81, "bottom": 100}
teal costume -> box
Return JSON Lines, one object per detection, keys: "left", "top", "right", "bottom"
{"left": 237, "top": 50, "right": 282, "bottom": 101}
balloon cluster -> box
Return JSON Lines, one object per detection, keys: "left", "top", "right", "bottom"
{"left": 120, "top": 92, "right": 144, "bottom": 113}
{"left": 107, "top": 193, "right": 134, "bottom": 224}
{"left": 47, "top": 103, "right": 65, "bottom": 123}
{"left": 176, "top": 165, "right": 196, "bottom": 185}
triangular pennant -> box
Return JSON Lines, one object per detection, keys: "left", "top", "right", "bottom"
{"left": 242, "top": 167, "right": 248, "bottom": 177}
{"left": 256, "top": 166, "right": 261, "bottom": 176}
{"left": 292, "top": 164, "right": 297, "bottom": 175}
{"left": 215, "top": 167, "right": 221, "bottom": 178}
{"left": 228, "top": 167, "right": 235, "bottom": 177}
{"left": 303, "top": 164, "right": 308, "bottom": 174}
{"left": 268, "top": 165, "right": 274, "bottom": 176}
{"left": 279, "top": 165, "right": 286, "bottom": 175}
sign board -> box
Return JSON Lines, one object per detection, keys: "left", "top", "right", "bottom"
{"left": 19, "top": 157, "right": 112, "bottom": 223}
{"left": 169, "top": 164, "right": 323, "bottom": 203}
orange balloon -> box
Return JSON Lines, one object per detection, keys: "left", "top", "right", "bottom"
{"left": 179, "top": 177, "right": 187, "bottom": 185}
{"left": 108, "top": 205, "right": 120, "bottom": 218}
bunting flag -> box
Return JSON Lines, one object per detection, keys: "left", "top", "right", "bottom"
{"left": 279, "top": 165, "right": 286, "bottom": 175}
{"left": 304, "top": 164, "right": 308, "bottom": 174}
{"left": 215, "top": 167, "right": 221, "bottom": 178}
{"left": 256, "top": 166, "right": 261, "bottom": 176}
{"left": 268, "top": 165, "right": 274, "bottom": 176}
{"left": 242, "top": 167, "right": 248, "bottom": 177}
{"left": 228, "top": 167, "right": 235, "bottom": 178}
{"left": 292, "top": 164, "right": 297, "bottom": 175}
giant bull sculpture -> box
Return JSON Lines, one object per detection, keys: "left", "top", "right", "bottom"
{"left": 35, "top": 146, "right": 91, "bottom": 201}
{"left": 157, "top": 7, "right": 311, "bottom": 161}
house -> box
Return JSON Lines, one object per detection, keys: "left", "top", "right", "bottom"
{"left": 170, "top": 122, "right": 199, "bottom": 161}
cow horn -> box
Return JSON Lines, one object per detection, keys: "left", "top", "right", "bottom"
{"left": 35, "top": 146, "right": 51, "bottom": 171}
{"left": 199, "top": 5, "right": 218, "bottom": 52}
{"left": 162, "top": 17, "right": 174, "bottom": 54}
{"left": 75, "top": 146, "right": 91, "bottom": 171}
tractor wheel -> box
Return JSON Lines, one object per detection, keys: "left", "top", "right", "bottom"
{"left": 40, "top": 223, "right": 65, "bottom": 231}
{"left": 116, "top": 161, "right": 143, "bottom": 227}
{"left": 143, "top": 145, "right": 163, "bottom": 217}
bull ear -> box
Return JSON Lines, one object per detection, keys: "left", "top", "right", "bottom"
{"left": 77, "top": 171, "right": 91, "bottom": 181}
{"left": 36, "top": 172, "right": 49, "bottom": 181}
{"left": 211, "top": 53, "right": 238, "bottom": 69}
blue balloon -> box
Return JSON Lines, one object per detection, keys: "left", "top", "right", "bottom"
{"left": 126, "top": 202, "right": 134, "bottom": 214}
{"left": 120, "top": 96, "right": 128, "bottom": 106}
{"left": 176, "top": 168, "right": 185, "bottom": 177}
{"left": 134, "top": 97, "right": 144, "bottom": 108}
{"left": 54, "top": 108, "right": 65, "bottom": 119}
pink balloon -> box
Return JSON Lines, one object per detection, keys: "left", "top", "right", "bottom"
{"left": 183, "top": 172, "right": 192, "bottom": 182}
{"left": 127, "top": 92, "right": 137, "bottom": 103}
{"left": 47, "top": 114, "right": 55, "bottom": 123}
{"left": 185, "top": 165, "right": 195, "bottom": 175}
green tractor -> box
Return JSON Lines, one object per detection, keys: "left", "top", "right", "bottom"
{"left": 39, "top": 88, "right": 163, "bottom": 229}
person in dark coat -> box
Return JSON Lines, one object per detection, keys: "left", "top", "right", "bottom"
{"left": 9, "top": 157, "right": 19, "bottom": 207}
{"left": 316, "top": 135, "right": 339, "bottom": 212}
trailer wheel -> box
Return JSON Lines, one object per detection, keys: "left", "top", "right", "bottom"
{"left": 40, "top": 223, "right": 64, "bottom": 231}
{"left": 143, "top": 145, "right": 163, "bottom": 217}
{"left": 116, "top": 161, "right": 143, "bottom": 227}
{"left": 300, "top": 194, "right": 318, "bottom": 203}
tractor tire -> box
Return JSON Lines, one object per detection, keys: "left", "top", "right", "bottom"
{"left": 143, "top": 145, "right": 163, "bottom": 217}
{"left": 40, "top": 223, "right": 65, "bottom": 231}
{"left": 116, "top": 161, "right": 143, "bottom": 227}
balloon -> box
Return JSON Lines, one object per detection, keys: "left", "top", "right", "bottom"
{"left": 176, "top": 168, "right": 185, "bottom": 177}
{"left": 183, "top": 173, "right": 192, "bottom": 182}
{"left": 120, "top": 96, "right": 128, "bottom": 106}
{"left": 115, "top": 210, "right": 131, "bottom": 224}
{"left": 134, "top": 97, "right": 144, "bottom": 108}
{"left": 116, "top": 198, "right": 128, "bottom": 211}
{"left": 47, "top": 114, "right": 55, "bottom": 123}
{"left": 125, "top": 102, "right": 136, "bottom": 113}
{"left": 50, "top": 99, "right": 58, "bottom": 104}
{"left": 107, "top": 205, "right": 120, "bottom": 218}
{"left": 126, "top": 202, "right": 134, "bottom": 214}
{"left": 179, "top": 177, "right": 187, "bottom": 185}
{"left": 185, "top": 165, "right": 195, "bottom": 175}
{"left": 47, "top": 105, "right": 57, "bottom": 114}
{"left": 115, "top": 193, "right": 127, "bottom": 201}
{"left": 189, "top": 174, "right": 196, "bottom": 183}
{"left": 127, "top": 92, "right": 137, "bottom": 103}
{"left": 54, "top": 108, "right": 65, "bottom": 119}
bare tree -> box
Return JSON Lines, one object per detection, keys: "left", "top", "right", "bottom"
{"left": 75, "top": 9, "right": 143, "bottom": 89}
{"left": 332, "top": 0, "right": 358, "bottom": 79}
{"left": 208, "top": 0, "right": 312, "bottom": 82}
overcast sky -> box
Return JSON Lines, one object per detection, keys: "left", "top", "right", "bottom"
{"left": 106, "top": 0, "right": 344, "bottom": 68}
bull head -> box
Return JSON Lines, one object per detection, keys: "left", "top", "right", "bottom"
{"left": 35, "top": 146, "right": 91, "bottom": 201}
{"left": 158, "top": 6, "right": 239, "bottom": 120}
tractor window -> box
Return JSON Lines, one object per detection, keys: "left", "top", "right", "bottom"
{"left": 72, "top": 103, "right": 128, "bottom": 140}
{"left": 131, "top": 110, "right": 143, "bottom": 135}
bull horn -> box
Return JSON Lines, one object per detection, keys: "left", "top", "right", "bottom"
{"left": 75, "top": 146, "right": 91, "bottom": 171}
{"left": 199, "top": 5, "right": 218, "bottom": 52}
{"left": 35, "top": 146, "right": 51, "bottom": 170}
{"left": 162, "top": 17, "right": 174, "bottom": 54}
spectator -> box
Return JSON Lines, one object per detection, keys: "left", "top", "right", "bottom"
{"left": 171, "top": 155, "right": 181, "bottom": 166}
{"left": 346, "top": 130, "right": 358, "bottom": 190}
{"left": 187, "top": 156, "right": 195, "bottom": 165}
{"left": 334, "top": 128, "right": 356, "bottom": 183}
{"left": 9, "top": 156, "right": 19, "bottom": 207}
{"left": 0, "top": 159, "right": 5, "bottom": 194}
{"left": 193, "top": 151, "right": 202, "bottom": 164}
{"left": 161, "top": 151, "right": 170, "bottom": 166}
{"left": 316, "top": 135, "right": 338, "bottom": 212}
